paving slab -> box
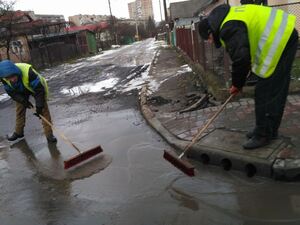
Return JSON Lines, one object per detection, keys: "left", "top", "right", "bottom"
{"left": 140, "top": 44, "right": 300, "bottom": 180}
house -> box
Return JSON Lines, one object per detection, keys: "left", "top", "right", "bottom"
{"left": 0, "top": 34, "right": 31, "bottom": 62}
{"left": 66, "top": 22, "right": 111, "bottom": 50}
{"left": 34, "top": 14, "right": 65, "bottom": 23}
{"left": 169, "top": 0, "right": 213, "bottom": 20}
{"left": 68, "top": 14, "right": 110, "bottom": 26}
{"left": 168, "top": 0, "right": 211, "bottom": 46}
{"left": 0, "top": 10, "right": 69, "bottom": 63}
{"left": 28, "top": 29, "right": 98, "bottom": 68}
{"left": 0, "top": 10, "right": 35, "bottom": 62}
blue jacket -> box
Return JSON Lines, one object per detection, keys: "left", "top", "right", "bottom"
{"left": 0, "top": 60, "right": 25, "bottom": 93}
{"left": 0, "top": 60, "right": 46, "bottom": 108}
{"left": 0, "top": 60, "right": 22, "bottom": 78}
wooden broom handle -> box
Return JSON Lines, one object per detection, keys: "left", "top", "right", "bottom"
{"left": 30, "top": 107, "right": 82, "bottom": 154}
{"left": 178, "top": 71, "right": 252, "bottom": 159}
{"left": 179, "top": 93, "right": 235, "bottom": 158}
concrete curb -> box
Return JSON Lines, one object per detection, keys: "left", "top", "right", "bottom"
{"left": 140, "top": 86, "right": 189, "bottom": 151}
{"left": 140, "top": 86, "right": 272, "bottom": 178}
{"left": 140, "top": 46, "right": 300, "bottom": 181}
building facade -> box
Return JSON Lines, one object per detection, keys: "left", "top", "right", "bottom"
{"left": 128, "top": 0, "right": 154, "bottom": 20}
{"left": 128, "top": 2, "right": 136, "bottom": 19}
{"left": 34, "top": 14, "right": 65, "bottom": 23}
{"left": 68, "top": 14, "right": 110, "bottom": 26}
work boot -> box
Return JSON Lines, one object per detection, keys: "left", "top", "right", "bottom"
{"left": 246, "top": 130, "right": 278, "bottom": 140}
{"left": 243, "top": 136, "right": 270, "bottom": 150}
{"left": 47, "top": 134, "right": 57, "bottom": 143}
{"left": 7, "top": 132, "right": 24, "bottom": 141}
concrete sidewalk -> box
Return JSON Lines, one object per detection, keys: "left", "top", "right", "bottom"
{"left": 140, "top": 44, "right": 300, "bottom": 180}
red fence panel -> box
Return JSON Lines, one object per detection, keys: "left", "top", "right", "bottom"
{"left": 175, "top": 24, "right": 230, "bottom": 82}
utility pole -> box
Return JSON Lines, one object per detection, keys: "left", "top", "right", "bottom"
{"left": 135, "top": 19, "right": 139, "bottom": 41}
{"left": 135, "top": 0, "right": 141, "bottom": 41}
{"left": 108, "top": 0, "right": 112, "bottom": 18}
{"left": 159, "top": 0, "right": 163, "bottom": 21}
{"left": 162, "top": 0, "right": 170, "bottom": 44}
{"left": 108, "top": 0, "right": 117, "bottom": 44}
{"left": 135, "top": 7, "right": 139, "bottom": 41}
{"left": 162, "top": 0, "right": 168, "bottom": 22}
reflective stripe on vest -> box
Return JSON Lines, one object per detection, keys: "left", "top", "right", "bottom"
{"left": 4, "top": 63, "right": 49, "bottom": 98}
{"left": 220, "top": 5, "right": 296, "bottom": 78}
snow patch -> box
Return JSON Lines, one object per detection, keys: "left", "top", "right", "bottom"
{"left": 61, "top": 78, "right": 119, "bottom": 96}
{"left": 88, "top": 45, "right": 131, "bottom": 60}
{"left": 177, "top": 64, "right": 192, "bottom": 74}
{"left": 0, "top": 93, "right": 10, "bottom": 102}
{"left": 121, "top": 64, "right": 151, "bottom": 93}
{"left": 147, "top": 79, "right": 161, "bottom": 93}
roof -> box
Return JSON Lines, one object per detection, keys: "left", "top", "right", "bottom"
{"left": 174, "top": 17, "right": 200, "bottom": 27}
{"left": 66, "top": 22, "right": 109, "bottom": 32}
{"left": 30, "top": 30, "right": 92, "bottom": 41}
{"left": 169, "top": 0, "right": 213, "bottom": 19}
{"left": 0, "top": 10, "right": 34, "bottom": 23}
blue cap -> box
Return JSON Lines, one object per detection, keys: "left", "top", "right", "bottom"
{"left": 0, "top": 60, "right": 22, "bottom": 78}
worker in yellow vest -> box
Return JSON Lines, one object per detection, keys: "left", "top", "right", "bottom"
{"left": 198, "top": 4, "right": 298, "bottom": 149}
{"left": 0, "top": 60, "right": 57, "bottom": 143}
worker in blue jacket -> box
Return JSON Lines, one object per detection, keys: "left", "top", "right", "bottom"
{"left": 0, "top": 60, "right": 57, "bottom": 143}
{"left": 198, "top": 4, "right": 298, "bottom": 149}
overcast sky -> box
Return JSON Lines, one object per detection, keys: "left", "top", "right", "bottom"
{"left": 14, "top": 0, "right": 187, "bottom": 21}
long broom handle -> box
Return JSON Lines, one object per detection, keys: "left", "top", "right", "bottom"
{"left": 178, "top": 93, "right": 235, "bottom": 159}
{"left": 30, "top": 107, "right": 82, "bottom": 154}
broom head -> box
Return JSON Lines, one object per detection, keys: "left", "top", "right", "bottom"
{"left": 64, "top": 145, "right": 103, "bottom": 169}
{"left": 163, "top": 150, "right": 195, "bottom": 176}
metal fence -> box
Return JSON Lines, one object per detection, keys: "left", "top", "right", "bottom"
{"left": 30, "top": 43, "right": 78, "bottom": 69}
{"left": 270, "top": 2, "right": 300, "bottom": 32}
{"left": 175, "top": 25, "right": 231, "bottom": 84}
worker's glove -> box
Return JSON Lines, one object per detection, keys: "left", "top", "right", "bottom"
{"left": 229, "top": 85, "right": 240, "bottom": 95}
{"left": 23, "top": 100, "right": 33, "bottom": 109}
{"left": 33, "top": 107, "right": 43, "bottom": 119}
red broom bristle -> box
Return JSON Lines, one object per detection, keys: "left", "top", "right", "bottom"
{"left": 64, "top": 145, "right": 103, "bottom": 169}
{"left": 163, "top": 150, "right": 195, "bottom": 176}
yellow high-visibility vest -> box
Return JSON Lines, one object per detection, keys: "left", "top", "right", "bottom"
{"left": 4, "top": 63, "right": 49, "bottom": 98}
{"left": 220, "top": 5, "right": 296, "bottom": 78}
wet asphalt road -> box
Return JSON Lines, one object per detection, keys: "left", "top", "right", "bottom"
{"left": 1, "top": 39, "right": 300, "bottom": 225}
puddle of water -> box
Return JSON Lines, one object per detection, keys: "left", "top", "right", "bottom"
{"left": 8, "top": 141, "right": 112, "bottom": 181}
{"left": 0, "top": 156, "right": 9, "bottom": 170}
{"left": 35, "top": 152, "right": 113, "bottom": 181}
{"left": 60, "top": 78, "right": 119, "bottom": 96}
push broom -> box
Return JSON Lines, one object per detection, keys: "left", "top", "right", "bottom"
{"left": 164, "top": 93, "right": 236, "bottom": 176}
{"left": 31, "top": 108, "right": 103, "bottom": 169}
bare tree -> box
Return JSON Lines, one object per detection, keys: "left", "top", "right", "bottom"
{"left": 116, "top": 22, "right": 135, "bottom": 44}
{"left": 0, "top": 0, "right": 17, "bottom": 59}
{"left": 0, "top": 0, "right": 14, "bottom": 17}
{"left": 146, "top": 16, "right": 156, "bottom": 37}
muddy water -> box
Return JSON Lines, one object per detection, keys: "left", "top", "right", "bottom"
{"left": 2, "top": 106, "right": 300, "bottom": 225}
{"left": 1, "top": 40, "right": 300, "bottom": 224}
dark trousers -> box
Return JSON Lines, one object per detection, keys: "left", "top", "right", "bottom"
{"left": 254, "top": 29, "right": 298, "bottom": 138}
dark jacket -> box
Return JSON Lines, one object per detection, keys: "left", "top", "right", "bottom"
{"left": 207, "top": 4, "right": 251, "bottom": 88}
{"left": 1, "top": 68, "right": 46, "bottom": 109}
